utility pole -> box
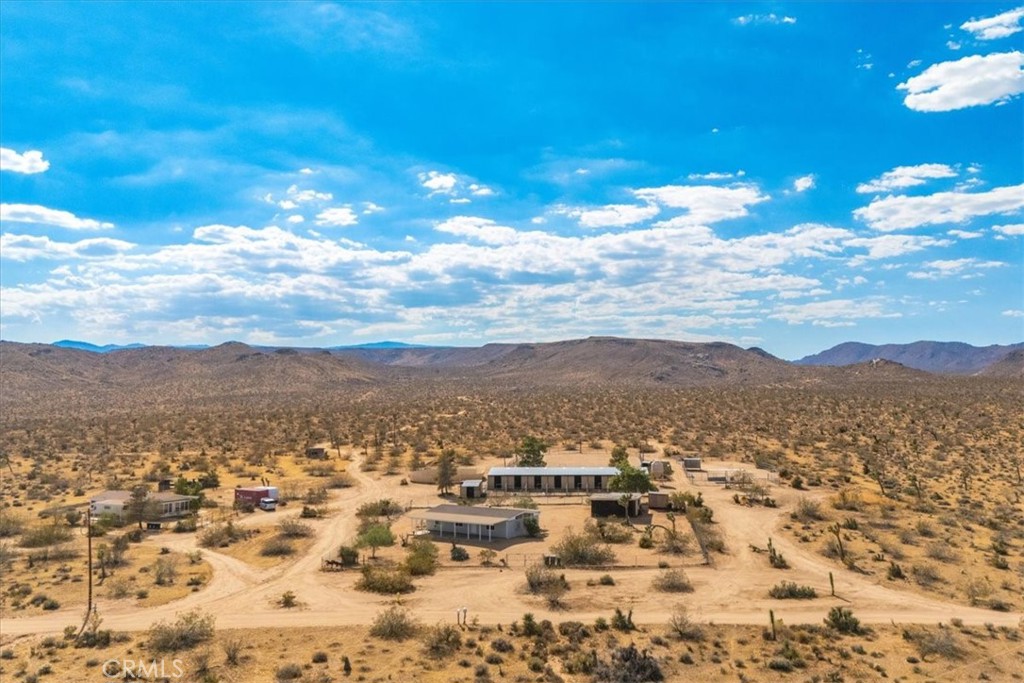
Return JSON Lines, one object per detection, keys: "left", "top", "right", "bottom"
{"left": 78, "top": 505, "right": 94, "bottom": 638}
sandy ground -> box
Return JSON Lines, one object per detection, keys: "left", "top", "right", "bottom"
{"left": 3, "top": 452, "right": 1022, "bottom": 642}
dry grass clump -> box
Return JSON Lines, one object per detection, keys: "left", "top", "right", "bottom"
{"left": 369, "top": 606, "right": 418, "bottom": 640}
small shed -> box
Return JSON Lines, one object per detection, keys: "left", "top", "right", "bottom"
{"left": 306, "top": 447, "right": 328, "bottom": 460}
{"left": 157, "top": 478, "right": 174, "bottom": 492}
{"left": 648, "top": 491, "right": 672, "bottom": 510}
{"left": 460, "top": 479, "right": 485, "bottom": 499}
{"left": 589, "top": 492, "right": 642, "bottom": 518}
{"left": 683, "top": 457, "right": 702, "bottom": 472}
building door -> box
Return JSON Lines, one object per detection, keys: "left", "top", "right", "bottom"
{"left": 594, "top": 476, "right": 602, "bottom": 489}
{"left": 534, "top": 476, "right": 542, "bottom": 490}
{"left": 513, "top": 476, "right": 522, "bottom": 490}
{"left": 554, "top": 475, "right": 562, "bottom": 489}
{"left": 573, "top": 475, "right": 583, "bottom": 490}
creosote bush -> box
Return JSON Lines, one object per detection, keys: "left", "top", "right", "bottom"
{"left": 369, "top": 606, "right": 418, "bottom": 640}
{"left": 552, "top": 528, "right": 615, "bottom": 566}
{"left": 147, "top": 609, "right": 215, "bottom": 652}
{"left": 652, "top": 568, "right": 693, "bottom": 593}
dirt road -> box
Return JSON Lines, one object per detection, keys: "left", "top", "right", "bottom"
{"left": 2, "top": 458, "right": 1021, "bottom": 639}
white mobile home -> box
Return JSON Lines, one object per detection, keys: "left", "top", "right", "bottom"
{"left": 410, "top": 504, "right": 538, "bottom": 541}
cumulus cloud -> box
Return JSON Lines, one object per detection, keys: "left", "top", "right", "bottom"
{"left": 898, "top": 51, "right": 1024, "bottom": 112}
{"left": 0, "top": 203, "right": 114, "bottom": 230}
{"left": 634, "top": 183, "right": 770, "bottom": 225}
{"left": 419, "top": 170, "right": 458, "bottom": 195}
{"left": 843, "top": 234, "right": 952, "bottom": 263}
{"left": 1002, "top": 309, "right": 1024, "bottom": 317}
{"left": 563, "top": 203, "right": 660, "bottom": 229}
{"left": 993, "top": 223, "right": 1024, "bottom": 235}
{"left": 793, "top": 175, "right": 816, "bottom": 192}
{"left": 434, "top": 216, "right": 519, "bottom": 245}
{"left": 856, "top": 163, "right": 958, "bottom": 194}
{"left": 315, "top": 206, "right": 359, "bottom": 227}
{"left": 769, "top": 298, "right": 900, "bottom": 326}
{"left": 853, "top": 184, "right": 1024, "bottom": 231}
{"left": 0, "top": 233, "right": 135, "bottom": 261}
{"left": 687, "top": 170, "right": 745, "bottom": 181}
{"left": 961, "top": 7, "right": 1024, "bottom": 40}
{"left": 0, "top": 148, "right": 50, "bottom": 174}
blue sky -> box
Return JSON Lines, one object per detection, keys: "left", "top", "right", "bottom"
{"left": 1, "top": 2, "right": 1022, "bottom": 359}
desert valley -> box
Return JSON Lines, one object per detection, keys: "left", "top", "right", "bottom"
{"left": 0, "top": 337, "right": 1022, "bottom": 683}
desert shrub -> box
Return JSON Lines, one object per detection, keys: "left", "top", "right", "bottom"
{"left": 563, "top": 649, "right": 599, "bottom": 674}
{"left": 668, "top": 605, "right": 704, "bottom": 641}
{"left": 925, "top": 542, "right": 955, "bottom": 563}
{"left": 370, "top": 606, "right": 418, "bottom": 640}
{"left": 422, "top": 623, "right": 462, "bottom": 658}
{"left": 832, "top": 488, "right": 863, "bottom": 511}
{"left": 525, "top": 564, "right": 568, "bottom": 594}
{"left": 652, "top": 568, "right": 693, "bottom": 593}
{"left": 479, "top": 548, "right": 497, "bottom": 565}
{"left": 357, "top": 566, "right": 414, "bottom": 594}
{"left": 523, "top": 515, "right": 541, "bottom": 537}
{"left": 303, "top": 487, "right": 329, "bottom": 505}
{"left": 491, "top": 637, "right": 514, "bottom": 653}
{"left": 585, "top": 518, "right": 633, "bottom": 544}
{"left": 279, "top": 591, "right": 298, "bottom": 608}
{"left": 260, "top": 538, "right": 295, "bottom": 557}
{"left": 327, "top": 474, "right": 354, "bottom": 489}
{"left": 197, "top": 522, "right": 246, "bottom": 548}
{"left": 106, "top": 576, "right": 133, "bottom": 599}
{"left": 153, "top": 556, "right": 179, "bottom": 585}
{"left": 357, "top": 499, "right": 403, "bottom": 519}
{"left": 337, "top": 544, "right": 359, "bottom": 566}
{"left": 221, "top": 637, "right": 244, "bottom": 666}
{"left": 405, "top": 539, "right": 439, "bottom": 576}
{"left": 824, "top": 607, "right": 863, "bottom": 635}
{"left": 769, "top": 582, "right": 817, "bottom": 599}
{"left": 148, "top": 609, "right": 215, "bottom": 652}
{"left": 611, "top": 607, "right": 635, "bottom": 631}
{"left": 275, "top": 663, "right": 303, "bottom": 680}
{"left": 0, "top": 513, "right": 25, "bottom": 538}
{"left": 300, "top": 506, "right": 322, "bottom": 518}
{"left": 311, "top": 650, "right": 328, "bottom": 663}
{"left": 907, "top": 626, "right": 964, "bottom": 660}
{"left": 278, "top": 519, "right": 313, "bottom": 538}
{"left": 19, "top": 523, "right": 72, "bottom": 548}
{"left": 450, "top": 545, "right": 470, "bottom": 561}
{"left": 793, "top": 498, "right": 826, "bottom": 522}
{"left": 552, "top": 528, "right": 615, "bottom": 566}
{"left": 173, "top": 517, "right": 197, "bottom": 533}
{"left": 42, "top": 598, "right": 60, "bottom": 610}
{"left": 593, "top": 643, "right": 663, "bottom": 682}
{"left": 912, "top": 563, "right": 942, "bottom": 587}
{"left": 598, "top": 574, "right": 615, "bottom": 586}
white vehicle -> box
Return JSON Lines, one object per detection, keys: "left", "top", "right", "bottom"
{"left": 259, "top": 497, "right": 278, "bottom": 511}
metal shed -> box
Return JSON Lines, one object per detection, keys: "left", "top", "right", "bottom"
{"left": 589, "top": 492, "right": 642, "bottom": 517}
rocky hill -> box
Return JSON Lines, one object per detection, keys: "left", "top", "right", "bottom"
{"left": 795, "top": 341, "right": 1024, "bottom": 375}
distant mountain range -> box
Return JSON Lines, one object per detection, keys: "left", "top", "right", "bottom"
{"left": 795, "top": 341, "right": 1024, "bottom": 375}
{"left": 3, "top": 336, "right": 1018, "bottom": 417}
{"left": 51, "top": 339, "right": 428, "bottom": 353}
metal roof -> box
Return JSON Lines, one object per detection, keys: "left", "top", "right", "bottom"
{"left": 461, "top": 479, "right": 483, "bottom": 487}
{"left": 589, "top": 492, "right": 642, "bottom": 501}
{"left": 410, "top": 504, "right": 537, "bottom": 525}
{"left": 487, "top": 466, "right": 620, "bottom": 477}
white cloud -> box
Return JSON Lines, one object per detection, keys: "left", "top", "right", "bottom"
{"left": 299, "top": 167, "right": 315, "bottom": 174}
{"left": 993, "top": 223, "right": 1024, "bottom": 235}
{"left": 449, "top": 197, "right": 471, "bottom": 204}
{"left": 734, "top": 14, "right": 796, "bottom": 26}
{"left": 634, "top": 183, "right": 770, "bottom": 225}
{"left": 961, "top": 7, "right": 1024, "bottom": 40}
{"left": 947, "top": 228, "right": 983, "bottom": 239}
{"left": 315, "top": 206, "right": 358, "bottom": 227}
{"left": 687, "top": 170, "right": 744, "bottom": 181}
{"left": 793, "top": 175, "right": 816, "bottom": 192}
{"left": 856, "top": 163, "right": 957, "bottom": 193}
{"left": 1002, "top": 309, "right": 1024, "bottom": 317}
{"left": 907, "top": 257, "right": 1005, "bottom": 279}
{"left": 286, "top": 215, "right": 305, "bottom": 224}
{"left": 769, "top": 298, "right": 900, "bottom": 326}
{"left": 0, "top": 148, "right": 50, "bottom": 174}
{"left": 0, "top": 203, "right": 114, "bottom": 230}
{"left": 897, "top": 51, "right": 1024, "bottom": 112}
{"left": 278, "top": 199, "right": 299, "bottom": 210}
{"left": 468, "top": 183, "right": 495, "bottom": 197}
{"left": 286, "top": 184, "right": 333, "bottom": 202}
{"left": 947, "top": 41, "right": 962, "bottom": 51}
{"left": 0, "top": 233, "right": 135, "bottom": 261}
{"left": 418, "top": 170, "right": 458, "bottom": 196}
{"left": 362, "top": 202, "right": 384, "bottom": 214}
{"left": 565, "top": 203, "right": 660, "bottom": 229}
{"left": 844, "top": 234, "right": 952, "bottom": 262}
{"left": 853, "top": 183, "right": 1024, "bottom": 231}
{"left": 434, "top": 216, "right": 519, "bottom": 245}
